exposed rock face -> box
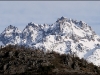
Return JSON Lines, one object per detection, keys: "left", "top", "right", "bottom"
{"left": 0, "top": 17, "right": 100, "bottom": 66}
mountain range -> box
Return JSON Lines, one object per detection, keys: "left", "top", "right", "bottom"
{"left": 0, "top": 16, "right": 100, "bottom": 66}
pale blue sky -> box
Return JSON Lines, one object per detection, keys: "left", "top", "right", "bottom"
{"left": 0, "top": 1, "right": 100, "bottom": 35}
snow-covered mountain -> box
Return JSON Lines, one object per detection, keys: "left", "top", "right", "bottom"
{"left": 0, "top": 16, "right": 100, "bottom": 66}
{"left": 0, "top": 25, "right": 21, "bottom": 45}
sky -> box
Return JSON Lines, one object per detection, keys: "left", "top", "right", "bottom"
{"left": 0, "top": 1, "right": 100, "bottom": 35}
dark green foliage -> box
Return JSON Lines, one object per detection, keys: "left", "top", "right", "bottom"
{"left": 0, "top": 45, "right": 100, "bottom": 75}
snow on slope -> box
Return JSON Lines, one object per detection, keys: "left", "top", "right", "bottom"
{"left": 0, "top": 17, "right": 100, "bottom": 66}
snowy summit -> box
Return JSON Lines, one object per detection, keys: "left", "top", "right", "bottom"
{"left": 0, "top": 17, "right": 100, "bottom": 66}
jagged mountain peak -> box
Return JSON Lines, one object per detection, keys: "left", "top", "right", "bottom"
{"left": 24, "top": 22, "right": 41, "bottom": 32}
{"left": 56, "top": 16, "right": 88, "bottom": 27}
{"left": 7, "top": 25, "right": 15, "bottom": 28}
{"left": 27, "top": 22, "right": 39, "bottom": 27}
{"left": 5, "top": 25, "right": 18, "bottom": 31}
{"left": 56, "top": 16, "right": 71, "bottom": 23}
{"left": 1, "top": 25, "right": 21, "bottom": 35}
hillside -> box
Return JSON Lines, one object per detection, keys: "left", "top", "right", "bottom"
{"left": 0, "top": 45, "right": 100, "bottom": 75}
